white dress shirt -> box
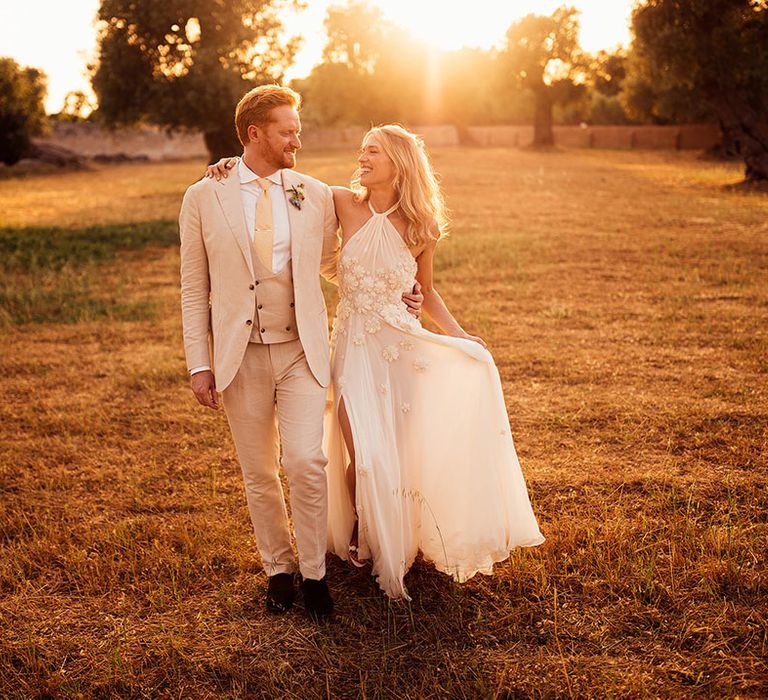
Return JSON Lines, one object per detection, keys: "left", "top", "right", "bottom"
{"left": 190, "top": 159, "right": 292, "bottom": 376}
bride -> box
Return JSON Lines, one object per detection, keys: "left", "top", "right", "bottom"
{"left": 207, "top": 125, "right": 544, "bottom": 600}
{"left": 325, "top": 125, "right": 543, "bottom": 599}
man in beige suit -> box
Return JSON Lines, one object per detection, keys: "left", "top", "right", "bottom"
{"left": 179, "top": 85, "right": 419, "bottom": 620}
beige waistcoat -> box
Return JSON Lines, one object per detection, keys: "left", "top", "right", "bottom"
{"left": 247, "top": 242, "right": 299, "bottom": 344}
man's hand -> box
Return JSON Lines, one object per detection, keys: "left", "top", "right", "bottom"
{"left": 191, "top": 370, "right": 220, "bottom": 410}
{"left": 402, "top": 281, "right": 424, "bottom": 319}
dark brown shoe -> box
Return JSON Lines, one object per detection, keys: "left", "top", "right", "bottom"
{"left": 266, "top": 573, "right": 295, "bottom": 614}
{"left": 301, "top": 576, "right": 334, "bottom": 621}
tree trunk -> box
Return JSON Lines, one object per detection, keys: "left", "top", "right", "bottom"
{"left": 709, "top": 95, "right": 768, "bottom": 182}
{"left": 203, "top": 127, "right": 242, "bottom": 165}
{"left": 532, "top": 88, "right": 554, "bottom": 146}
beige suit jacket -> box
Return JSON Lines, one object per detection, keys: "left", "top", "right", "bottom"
{"left": 179, "top": 168, "right": 340, "bottom": 392}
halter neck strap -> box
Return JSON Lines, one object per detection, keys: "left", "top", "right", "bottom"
{"left": 368, "top": 200, "right": 399, "bottom": 217}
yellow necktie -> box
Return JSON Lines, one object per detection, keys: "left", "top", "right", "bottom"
{"left": 253, "top": 177, "right": 273, "bottom": 271}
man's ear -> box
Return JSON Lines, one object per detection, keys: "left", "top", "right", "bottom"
{"left": 246, "top": 124, "right": 260, "bottom": 143}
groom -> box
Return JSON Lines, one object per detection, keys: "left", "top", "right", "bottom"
{"left": 179, "top": 85, "right": 420, "bottom": 620}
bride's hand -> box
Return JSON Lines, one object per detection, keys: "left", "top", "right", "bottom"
{"left": 204, "top": 156, "right": 239, "bottom": 180}
{"left": 461, "top": 332, "right": 487, "bottom": 349}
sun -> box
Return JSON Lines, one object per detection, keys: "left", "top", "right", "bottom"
{"left": 372, "top": 0, "right": 632, "bottom": 54}
{"left": 372, "top": 0, "right": 515, "bottom": 52}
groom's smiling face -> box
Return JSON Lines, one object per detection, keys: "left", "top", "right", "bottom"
{"left": 249, "top": 105, "right": 302, "bottom": 171}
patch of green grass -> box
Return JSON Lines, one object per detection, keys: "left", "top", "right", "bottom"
{"left": 0, "top": 221, "right": 177, "bottom": 326}
{"left": 0, "top": 220, "right": 178, "bottom": 273}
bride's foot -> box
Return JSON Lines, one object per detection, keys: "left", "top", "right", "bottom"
{"left": 348, "top": 517, "right": 366, "bottom": 568}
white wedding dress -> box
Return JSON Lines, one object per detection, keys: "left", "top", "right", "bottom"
{"left": 324, "top": 202, "right": 544, "bottom": 599}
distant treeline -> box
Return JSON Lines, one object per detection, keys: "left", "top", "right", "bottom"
{"left": 289, "top": 3, "right": 711, "bottom": 133}
{"left": 4, "top": 1, "right": 766, "bottom": 180}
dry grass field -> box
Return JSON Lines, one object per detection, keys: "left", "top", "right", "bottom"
{"left": 0, "top": 147, "right": 766, "bottom": 699}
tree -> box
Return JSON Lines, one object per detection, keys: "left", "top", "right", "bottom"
{"left": 630, "top": 0, "right": 768, "bottom": 182}
{"left": 295, "top": 1, "right": 389, "bottom": 126}
{"left": 438, "top": 48, "right": 532, "bottom": 127}
{"left": 590, "top": 49, "right": 626, "bottom": 99}
{"left": 52, "top": 91, "right": 97, "bottom": 122}
{"left": 621, "top": 48, "right": 712, "bottom": 125}
{"left": 503, "top": 6, "right": 586, "bottom": 145}
{"left": 296, "top": 0, "right": 533, "bottom": 128}
{"left": 91, "top": 0, "right": 301, "bottom": 161}
{"left": 0, "top": 58, "right": 47, "bottom": 165}
{"left": 322, "top": 0, "right": 387, "bottom": 73}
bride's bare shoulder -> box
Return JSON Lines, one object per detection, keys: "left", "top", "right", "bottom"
{"left": 331, "top": 186, "right": 353, "bottom": 202}
{"left": 331, "top": 187, "right": 363, "bottom": 214}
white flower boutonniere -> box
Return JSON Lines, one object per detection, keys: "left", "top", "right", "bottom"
{"left": 286, "top": 183, "right": 305, "bottom": 210}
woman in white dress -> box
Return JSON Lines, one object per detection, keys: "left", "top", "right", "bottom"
{"left": 325, "top": 125, "right": 544, "bottom": 599}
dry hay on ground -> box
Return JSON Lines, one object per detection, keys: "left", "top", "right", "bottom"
{"left": 0, "top": 148, "right": 766, "bottom": 698}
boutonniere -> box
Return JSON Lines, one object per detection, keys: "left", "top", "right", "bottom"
{"left": 286, "top": 183, "right": 305, "bottom": 210}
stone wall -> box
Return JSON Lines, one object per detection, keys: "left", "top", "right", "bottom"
{"left": 40, "top": 122, "right": 208, "bottom": 161}
{"left": 466, "top": 124, "right": 720, "bottom": 150}
{"left": 298, "top": 124, "right": 460, "bottom": 149}
{"left": 41, "top": 122, "right": 721, "bottom": 160}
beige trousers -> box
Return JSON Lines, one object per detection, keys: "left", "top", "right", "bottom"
{"left": 222, "top": 339, "right": 328, "bottom": 580}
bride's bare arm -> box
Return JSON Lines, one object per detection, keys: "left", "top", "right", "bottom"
{"left": 204, "top": 156, "right": 239, "bottom": 180}
{"left": 416, "top": 232, "right": 487, "bottom": 348}
{"left": 331, "top": 186, "right": 355, "bottom": 245}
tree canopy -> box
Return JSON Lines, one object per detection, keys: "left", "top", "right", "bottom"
{"left": 294, "top": 1, "right": 530, "bottom": 128}
{"left": 503, "top": 6, "right": 586, "bottom": 145}
{"left": 91, "top": 0, "right": 300, "bottom": 161}
{"left": 0, "top": 57, "right": 47, "bottom": 165}
{"left": 629, "top": 0, "right": 768, "bottom": 180}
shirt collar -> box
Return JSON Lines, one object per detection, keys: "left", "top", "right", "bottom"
{"left": 238, "top": 158, "right": 282, "bottom": 187}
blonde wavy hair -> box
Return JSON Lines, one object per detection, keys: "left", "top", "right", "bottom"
{"left": 351, "top": 125, "right": 449, "bottom": 249}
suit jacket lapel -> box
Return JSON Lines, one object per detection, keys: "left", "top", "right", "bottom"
{"left": 282, "top": 169, "right": 303, "bottom": 269}
{"left": 215, "top": 173, "right": 254, "bottom": 279}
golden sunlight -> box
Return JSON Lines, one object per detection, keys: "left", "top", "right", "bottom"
{"left": 0, "top": 0, "right": 634, "bottom": 112}
{"left": 286, "top": 0, "right": 634, "bottom": 81}
{"left": 364, "top": 0, "right": 632, "bottom": 52}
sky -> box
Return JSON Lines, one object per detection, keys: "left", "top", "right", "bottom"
{"left": 0, "top": 0, "right": 634, "bottom": 114}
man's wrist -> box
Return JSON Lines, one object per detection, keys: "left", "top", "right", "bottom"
{"left": 189, "top": 366, "right": 212, "bottom": 376}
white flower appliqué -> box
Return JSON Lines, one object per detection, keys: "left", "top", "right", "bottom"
{"left": 382, "top": 345, "right": 400, "bottom": 362}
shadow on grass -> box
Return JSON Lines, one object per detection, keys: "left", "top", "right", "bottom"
{"left": 0, "top": 220, "right": 178, "bottom": 327}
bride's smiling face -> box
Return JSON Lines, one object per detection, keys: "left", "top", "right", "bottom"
{"left": 358, "top": 135, "right": 396, "bottom": 189}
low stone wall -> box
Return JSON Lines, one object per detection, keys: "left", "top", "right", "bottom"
{"left": 40, "top": 122, "right": 208, "bottom": 161}
{"left": 299, "top": 124, "right": 460, "bottom": 149}
{"left": 40, "top": 122, "right": 720, "bottom": 160}
{"left": 466, "top": 124, "right": 720, "bottom": 150}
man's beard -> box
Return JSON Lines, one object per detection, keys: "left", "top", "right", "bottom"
{"left": 266, "top": 143, "right": 296, "bottom": 170}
